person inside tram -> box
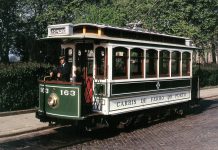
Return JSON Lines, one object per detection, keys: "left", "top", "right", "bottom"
{"left": 50, "top": 56, "right": 71, "bottom": 82}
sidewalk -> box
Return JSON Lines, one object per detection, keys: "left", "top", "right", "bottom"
{"left": 0, "top": 112, "right": 49, "bottom": 138}
{"left": 200, "top": 87, "right": 218, "bottom": 99}
{"left": 0, "top": 87, "right": 218, "bottom": 138}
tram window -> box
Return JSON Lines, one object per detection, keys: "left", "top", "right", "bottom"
{"left": 63, "top": 48, "right": 73, "bottom": 63}
{"left": 146, "top": 50, "right": 157, "bottom": 78}
{"left": 95, "top": 47, "right": 106, "bottom": 79}
{"left": 159, "top": 50, "right": 170, "bottom": 77}
{"left": 172, "top": 51, "right": 181, "bottom": 76}
{"left": 182, "top": 52, "right": 191, "bottom": 76}
{"left": 130, "top": 48, "right": 144, "bottom": 78}
{"left": 113, "top": 47, "right": 128, "bottom": 79}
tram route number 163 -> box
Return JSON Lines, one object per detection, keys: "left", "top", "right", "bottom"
{"left": 60, "top": 89, "right": 76, "bottom": 96}
{"left": 40, "top": 87, "right": 76, "bottom": 96}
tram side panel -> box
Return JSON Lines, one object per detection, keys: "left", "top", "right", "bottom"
{"left": 101, "top": 79, "right": 192, "bottom": 115}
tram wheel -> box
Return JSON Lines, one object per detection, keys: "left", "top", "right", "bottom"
{"left": 118, "top": 116, "right": 135, "bottom": 129}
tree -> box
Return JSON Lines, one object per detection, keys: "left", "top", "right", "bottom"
{"left": 1, "top": 0, "right": 217, "bottom": 63}
{"left": 142, "top": 0, "right": 218, "bottom": 63}
{"left": 0, "top": 0, "right": 19, "bottom": 63}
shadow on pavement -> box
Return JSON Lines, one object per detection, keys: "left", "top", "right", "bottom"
{"left": 189, "top": 98, "right": 218, "bottom": 114}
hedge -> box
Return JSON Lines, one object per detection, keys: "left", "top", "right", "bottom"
{"left": 193, "top": 64, "right": 218, "bottom": 87}
{"left": 0, "top": 62, "right": 49, "bottom": 112}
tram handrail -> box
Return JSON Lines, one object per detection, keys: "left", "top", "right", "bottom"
{"left": 43, "top": 76, "right": 51, "bottom": 82}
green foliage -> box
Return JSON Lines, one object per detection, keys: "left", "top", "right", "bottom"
{"left": 0, "top": 62, "right": 49, "bottom": 112}
{"left": 193, "top": 64, "right": 218, "bottom": 87}
{"left": 0, "top": 0, "right": 216, "bottom": 63}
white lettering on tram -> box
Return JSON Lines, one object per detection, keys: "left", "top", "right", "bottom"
{"left": 150, "top": 96, "right": 164, "bottom": 102}
{"left": 40, "top": 87, "right": 76, "bottom": 97}
{"left": 117, "top": 99, "right": 136, "bottom": 107}
{"left": 51, "top": 28, "right": 66, "bottom": 35}
{"left": 40, "top": 87, "right": 49, "bottom": 94}
{"left": 60, "top": 90, "right": 76, "bottom": 96}
{"left": 110, "top": 91, "right": 191, "bottom": 111}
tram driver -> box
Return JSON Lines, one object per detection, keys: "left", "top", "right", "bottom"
{"left": 50, "top": 56, "right": 71, "bottom": 82}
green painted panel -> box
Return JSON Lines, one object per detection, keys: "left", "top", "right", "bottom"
{"left": 39, "top": 83, "right": 81, "bottom": 119}
{"left": 111, "top": 79, "right": 191, "bottom": 95}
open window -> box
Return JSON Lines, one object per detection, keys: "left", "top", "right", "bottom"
{"left": 130, "top": 48, "right": 144, "bottom": 78}
{"left": 146, "top": 49, "right": 158, "bottom": 78}
{"left": 112, "top": 47, "right": 128, "bottom": 79}
{"left": 159, "top": 50, "right": 170, "bottom": 77}
{"left": 171, "top": 51, "right": 181, "bottom": 76}
{"left": 95, "top": 46, "right": 107, "bottom": 79}
{"left": 182, "top": 52, "right": 191, "bottom": 76}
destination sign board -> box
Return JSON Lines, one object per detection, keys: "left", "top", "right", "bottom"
{"left": 50, "top": 27, "right": 66, "bottom": 35}
{"left": 48, "top": 24, "right": 73, "bottom": 37}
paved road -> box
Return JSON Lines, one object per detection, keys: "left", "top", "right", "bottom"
{"left": 67, "top": 98, "right": 218, "bottom": 150}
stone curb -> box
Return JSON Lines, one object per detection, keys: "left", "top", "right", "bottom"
{"left": 0, "top": 109, "right": 36, "bottom": 117}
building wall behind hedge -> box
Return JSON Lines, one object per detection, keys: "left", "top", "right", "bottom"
{"left": 0, "top": 63, "right": 49, "bottom": 112}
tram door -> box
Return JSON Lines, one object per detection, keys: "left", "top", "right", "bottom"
{"left": 76, "top": 43, "right": 94, "bottom": 104}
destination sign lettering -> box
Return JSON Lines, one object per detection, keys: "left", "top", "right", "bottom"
{"left": 48, "top": 24, "right": 73, "bottom": 37}
{"left": 50, "top": 27, "right": 66, "bottom": 35}
{"left": 110, "top": 91, "right": 190, "bottom": 111}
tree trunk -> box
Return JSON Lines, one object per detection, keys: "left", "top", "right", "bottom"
{"left": 211, "top": 42, "right": 217, "bottom": 64}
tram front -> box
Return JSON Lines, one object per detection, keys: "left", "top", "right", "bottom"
{"left": 36, "top": 25, "right": 95, "bottom": 123}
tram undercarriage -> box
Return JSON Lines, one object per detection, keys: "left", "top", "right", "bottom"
{"left": 37, "top": 99, "right": 197, "bottom": 131}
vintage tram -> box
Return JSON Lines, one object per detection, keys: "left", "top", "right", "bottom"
{"left": 36, "top": 23, "right": 197, "bottom": 129}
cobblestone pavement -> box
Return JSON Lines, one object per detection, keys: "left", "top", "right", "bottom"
{"left": 69, "top": 100, "right": 218, "bottom": 150}
{"left": 1, "top": 98, "right": 218, "bottom": 150}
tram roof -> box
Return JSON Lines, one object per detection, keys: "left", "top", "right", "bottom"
{"left": 42, "top": 23, "right": 197, "bottom": 49}
{"left": 74, "top": 23, "right": 188, "bottom": 39}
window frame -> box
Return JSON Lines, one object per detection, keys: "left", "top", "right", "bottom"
{"left": 159, "top": 50, "right": 170, "bottom": 77}
{"left": 182, "top": 52, "right": 191, "bottom": 76}
{"left": 146, "top": 49, "right": 158, "bottom": 78}
{"left": 95, "top": 46, "right": 107, "bottom": 79}
{"left": 171, "top": 51, "right": 181, "bottom": 77}
{"left": 130, "top": 48, "right": 144, "bottom": 79}
{"left": 112, "top": 47, "right": 128, "bottom": 79}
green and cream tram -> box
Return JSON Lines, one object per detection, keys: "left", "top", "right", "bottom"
{"left": 36, "top": 23, "right": 197, "bottom": 128}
